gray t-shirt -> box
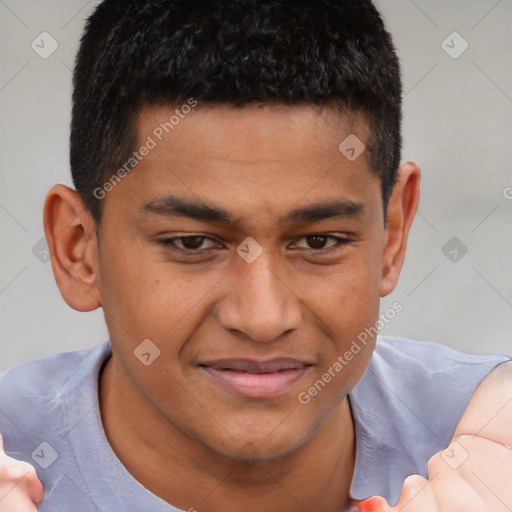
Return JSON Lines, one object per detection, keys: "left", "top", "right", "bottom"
{"left": 0, "top": 336, "right": 508, "bottom": 510}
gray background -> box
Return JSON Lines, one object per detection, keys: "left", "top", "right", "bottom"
{"left": 1, "top": 0, "right": 511, "bottom": 372}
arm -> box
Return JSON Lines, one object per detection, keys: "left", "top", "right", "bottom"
{"left": 0, "top": 433, "right": 43, "bottom": 511}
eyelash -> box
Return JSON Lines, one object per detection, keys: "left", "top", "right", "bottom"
{"left": 157, "top": 233, "right": 353, "bottom": 254}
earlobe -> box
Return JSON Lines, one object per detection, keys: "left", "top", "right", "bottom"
{"left": 379, "top": 161, "right": 421, "bottom": 297}
{"left": 43, "top": 184, "right": 101, "bottom": 312}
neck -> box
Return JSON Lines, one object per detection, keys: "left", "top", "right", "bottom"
{"left": 99, "top": 356, "right": 356, "bottom": 512}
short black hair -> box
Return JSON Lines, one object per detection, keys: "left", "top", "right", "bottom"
{"left": 71, "top": 0, "right": 402, "bottom": 224}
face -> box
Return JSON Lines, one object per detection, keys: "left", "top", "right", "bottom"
{"left": 91, "top": 103, "right": 389, "bottom": 461}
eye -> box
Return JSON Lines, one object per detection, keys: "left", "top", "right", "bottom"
{"left": 157, "top": 233, "right": 353, "bottom": 256}
{"left": 291, "top": 234, "right": 352, "bottom": 251}
{"left": 158, "top": 235, "right": 221, "bottom": 252}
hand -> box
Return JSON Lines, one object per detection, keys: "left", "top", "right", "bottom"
{"left": 354, "top": 436, "right": 512, "bottom": 511}
{"left": 354, "top": 361, "right": 512, "bottom": 512}
{"left": 354, "top": 437, "right": 499, "bottom": 511}
{"left": 0, "top": 433, "right": 43, "bottom": 512}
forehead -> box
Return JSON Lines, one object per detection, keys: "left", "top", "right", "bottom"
{"left": 137, "top": 101, "right": 370, "bottom": 162}
{"left": 135, "top": 103, "right": 372, "bottom": 183}
{"left": 104, "top": 102, "right": 381, "bottom": 230}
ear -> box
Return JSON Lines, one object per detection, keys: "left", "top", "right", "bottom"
{"left": 379, "top": 161, "right": 421, "bottom": 297}
{"left": 43, "top": 184, "right": 101, "bottom": 311}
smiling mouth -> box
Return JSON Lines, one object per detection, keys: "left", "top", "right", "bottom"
{"left": 198, "top": 358, "right": 313, "bottom": 398}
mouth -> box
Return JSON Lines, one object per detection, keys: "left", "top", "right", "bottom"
{"left": 198, "top": 358, "right": 313, "bottom": 399}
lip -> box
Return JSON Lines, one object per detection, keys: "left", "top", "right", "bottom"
{"left": 199, "top": 358, "right": 312, "bottom": 399}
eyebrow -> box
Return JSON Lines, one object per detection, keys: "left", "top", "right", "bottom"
{"left": 140, "top": 195, "right": 364, "bottom": 227}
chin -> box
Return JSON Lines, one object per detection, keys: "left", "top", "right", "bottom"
{"left": 202, "top": 419, "right": 312, "bottom": 464}
{"left": 217, "top": 439, "right": 304, "bottom": 464}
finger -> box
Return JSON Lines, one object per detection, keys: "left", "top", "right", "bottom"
{"left": 12, "top": 465, "right": 43, "bottom": 504}
{"left": 0, "top": 485, "right": 39, "bottom": 512}
{"left": 0, "top": 433, "right": 4, "bottom": 453}
{"left": 356, "top": 496, "right": 393, "bottom": 511}
{"left": 0, "top": 463, "right": 43, "bottom": 504}
{"left": 24, "top": 470, "right": 43, "bottom": 504}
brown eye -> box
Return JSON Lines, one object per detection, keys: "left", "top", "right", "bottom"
{"left": 159, "top": 235, "right": 219, "bottom": 252}
{"left": 179, "top": 236, "right": 206, "bottom": 250}
{"left": 292, "top": 234, "right": 350, "bottom": 251}
{"left": 305, "top": 235, "right": 330, "bottom": 249}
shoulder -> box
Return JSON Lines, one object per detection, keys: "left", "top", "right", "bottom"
{"left": 371, "top": 335, "right": 509, "bottom": 388}
{"left": 0, "top": 341, "right": 111, "bottom": 450}
{"left": 351, "top": 334, "right": 510, "bottom": 445}
{"left": 348, "top": 335, "right": 510, "bottom": 503}
{"left": 373, "top": 335, "right": 509, "bottom": 369}
{"left": 0, "top": 341, "right": 111, "bottom": 401}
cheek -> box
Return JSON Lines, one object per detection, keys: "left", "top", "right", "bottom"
{"left": 316, "top": 256, "right": 382, "bottom": 346}
{"left": 94, "top": 237, "right": 183, "bottom": 363}
{"left": 294, "top": 269, "right": 380, "bottom": 408}
{"left": 97, "top": 239, "right": 197, "bottom": 332}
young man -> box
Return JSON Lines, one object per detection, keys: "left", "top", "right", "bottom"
{"left": 0, "top": 1, "right": 509, "bottom": 511}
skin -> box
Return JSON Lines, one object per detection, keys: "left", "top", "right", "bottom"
{"left": 0, "top": 434, "right": 42, "bottom": 511}
{"left": 2, "top": 103, "right": 420, "bottom": 512}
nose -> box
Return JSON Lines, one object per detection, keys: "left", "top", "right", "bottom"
{"left": 215, "top": 249, "right": 302, "bottom": 342}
